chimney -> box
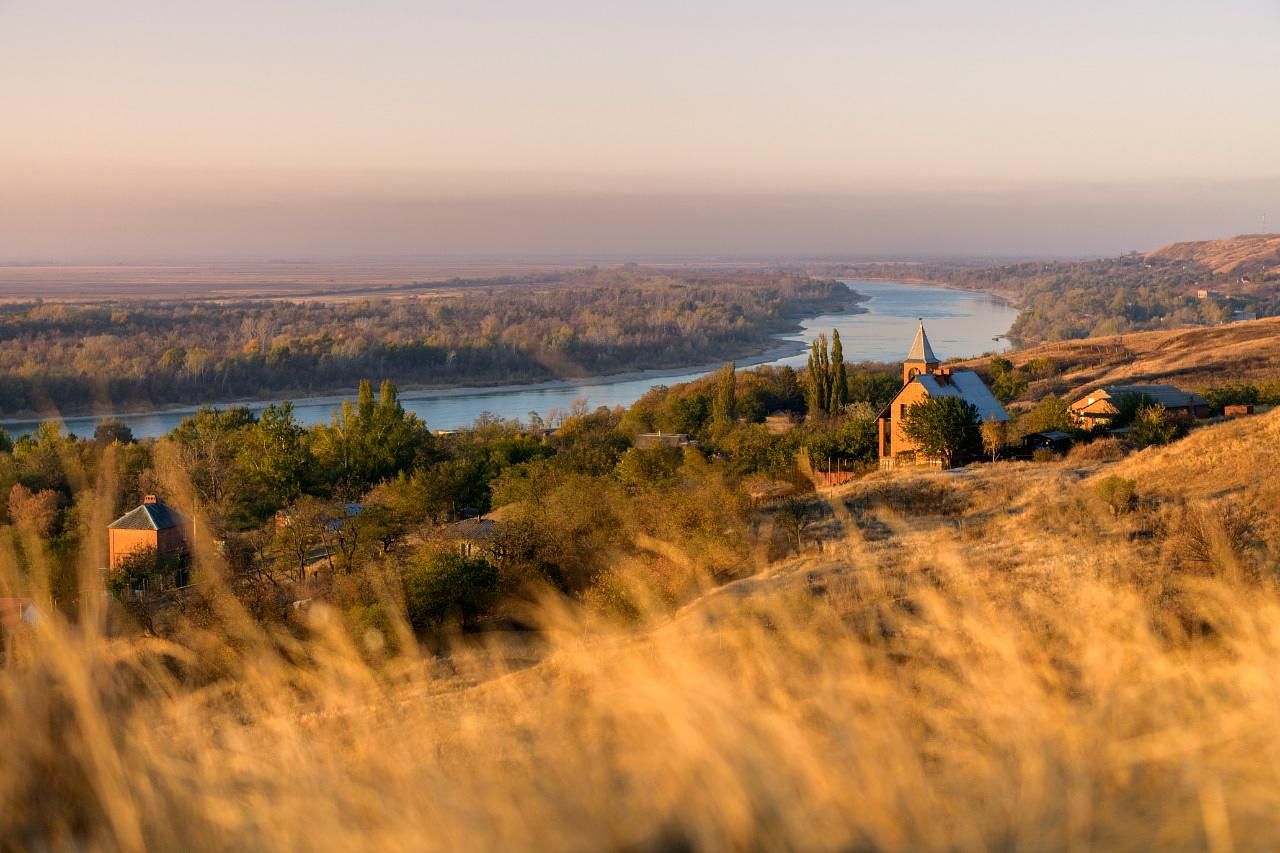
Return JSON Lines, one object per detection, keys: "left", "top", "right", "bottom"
{"left": 143, "top": 495, "right": 158, "bottom": 505}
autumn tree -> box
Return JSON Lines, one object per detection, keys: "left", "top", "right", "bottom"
{"left": 980, "top": 417, "right": 1008, "bottom": 463}
{"left": 903, "top": 397, "right": 981, "bottom": 467}
{"left": 7, "top": 484, "right": 59, "bottom": 537}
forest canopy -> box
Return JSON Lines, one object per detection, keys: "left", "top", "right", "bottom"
{"left": 0, "top": 268, "right": 853, "bottom": 418}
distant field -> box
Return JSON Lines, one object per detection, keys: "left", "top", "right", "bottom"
{"left": 0, "top": 259, "right": 790, "bottom": 301}
{"left": 0, "top": 261, "right": 579, "bottom": 301}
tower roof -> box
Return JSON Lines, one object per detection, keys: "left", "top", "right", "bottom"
{"left": 906, "top": 321, "right": 938, "bottom": 363}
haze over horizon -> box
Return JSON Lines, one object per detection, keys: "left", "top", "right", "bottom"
{"left": 3, "top": 1, "right": 1277, "bottom": 262}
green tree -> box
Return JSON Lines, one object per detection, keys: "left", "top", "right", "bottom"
{"left": 1131, "top": 404, "right": 1179, "bottom": 448}
{"left": 903, "top": 397, "right": 981, "bottom": 467}
{"left": 237, "top": 403, "right": 309, "bottom": 521}
{"left": 1015, "top": 395, "right": 1075, "bottom": 437}
{"left": 988, "top": 357, "right": 1029, "bottom": 403}
{"left": 806, "top": 334, "right": 834, "bottom": 417}
{"left": 712, "top": 362, "right": 737, "bottom": 428}
{"left": 829, "top": 330, "right": 849, "bottom": 413}
{"left": 403, "top": 551, "right": 499, "bottom": 630}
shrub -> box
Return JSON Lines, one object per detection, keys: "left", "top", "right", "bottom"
{"left": 1031, "top": 449, "right": 1059, "bottom": 463}
{"left": 1067, "top": 437, "right": 1126, "bottom": 462}
{"left": 1094, "top": 475, "right": 1138, "bottom": 516}
{"left": 1130, "top": 404, "right": 1180, "bottom": 448}
{"left": 403, "top": 551, "right": 499, "bottom": 630}
{"left": 1164, "top": 503, "right": 1266, "bottom": 581}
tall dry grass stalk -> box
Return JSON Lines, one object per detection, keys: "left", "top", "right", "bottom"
{"left": 4, "top": 446, "right": 1280, "bottom": 850}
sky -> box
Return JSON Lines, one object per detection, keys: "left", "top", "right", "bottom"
{"left": 2, "top": 0, "right": 1277, "bottom": 261}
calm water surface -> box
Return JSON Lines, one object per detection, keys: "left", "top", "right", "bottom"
{"left": 5, "top": 280, "right": 1018, "bottom": 439}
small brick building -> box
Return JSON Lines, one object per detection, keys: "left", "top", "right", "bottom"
{"left": 107, "top": 496, "right": 188, "bottom": 569}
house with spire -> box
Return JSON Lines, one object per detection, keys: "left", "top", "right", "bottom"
{"left": 877, "top": 322, "right": 1009, "bottom": 469}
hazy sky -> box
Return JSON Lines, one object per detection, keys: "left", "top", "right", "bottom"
{"left": 2, "top": 1, "right": 1277, "bottom": 261}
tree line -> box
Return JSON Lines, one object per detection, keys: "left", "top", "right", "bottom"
{"left": 0, "top": 268, "right": 852, "bottom": 417}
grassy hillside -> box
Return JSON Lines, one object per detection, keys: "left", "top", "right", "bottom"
{"left": 957, "top": 315, "right": 1280, "bottom": 401}
{"left": 1149, "top": 233, "right": 1280, "bottom": 278}
{"left": 5, "top": 407, "right": 1280, "bottom": 847}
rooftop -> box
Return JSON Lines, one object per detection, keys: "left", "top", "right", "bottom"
{"left": 915, "top": 370, "right": 1010, "bottom": 422}
{"left": 108, "top": 498, "right": 185, "bottom": 531}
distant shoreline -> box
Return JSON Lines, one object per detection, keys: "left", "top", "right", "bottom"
{"left": 0, "top": 287, "right": 870, "bottom": 428}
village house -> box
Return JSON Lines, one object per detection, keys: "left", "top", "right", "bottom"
{"left": 634, "top": 431, "right": 692, "bottom": 450}
{"left": 877, "top": 322, "right": 1009, "bottom": 469}
{"left": 1068, "top": 384, "right": 1210, "bottom": 430}
{"left": 440, "top": 516, "right": 499, "bottom": 557}
{"left": 107, "top": 495, "right": 189, "bottom": 570}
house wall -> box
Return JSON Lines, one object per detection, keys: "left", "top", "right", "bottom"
{"left": 108, "top": 527, "right": 188, "bottom": 569}
{"left": 887, "top": 382, "right": 933, "bottom": 459}
{"left": 108, "top": 529, "right": 159, "bottom": 569}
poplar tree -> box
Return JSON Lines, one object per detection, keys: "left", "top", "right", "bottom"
{"left": 829, "top": 329, "right": 848, "bottom": 414}
{"left": 712, "top": 362, "right": 737, "bottom": 428}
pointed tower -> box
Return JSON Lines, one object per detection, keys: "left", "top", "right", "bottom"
{"left": 902, "top": 320, "right": 939, "bottom": 385}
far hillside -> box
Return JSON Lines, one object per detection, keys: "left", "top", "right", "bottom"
{"left": 1148, "top": 233, "right": 1280, "bottom": 278}
{"left": 956, "top": 315, "right": 1280, "bottom": 404}
{"left": 833, "top": 233, "right": 1280, "bottom": 343}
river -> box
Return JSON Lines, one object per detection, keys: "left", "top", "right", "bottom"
{"left": 2, "top": 279, "right": 1018, "bottom": 440}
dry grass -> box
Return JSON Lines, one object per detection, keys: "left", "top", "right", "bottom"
{"left": 5, "top": 415, "right": 1280, "bottom": 849}
{"left": 1149, "top": 233, "right": 1280, "bottom": 277}
{"left": 957, "top": 316, "right": 1280, "bottom": 397}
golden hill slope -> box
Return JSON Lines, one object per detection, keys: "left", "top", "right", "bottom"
{"left": 1148, "top": 233, "right": 1280, "bottom": 277}
{"left": 958, "top": 315, "right": 1280, "bottom": 398}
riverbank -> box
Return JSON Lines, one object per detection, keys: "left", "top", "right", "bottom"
{"left": 0, "top": 279, "right": 1017, "bottom": 439}
{"left": 0, "top": 286, "right": 868, "bottom": 428}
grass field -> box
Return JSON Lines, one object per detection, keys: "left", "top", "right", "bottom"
{"left": 4, "top": 410, "right": 1280, "bottom": 848}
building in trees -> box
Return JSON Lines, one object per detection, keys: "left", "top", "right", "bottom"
{"left": 876, "top": 322, "right": 1009, "bottom": 469}
{"left": 107, "top": 495, "right": 189, "bottom": 569}
{"left": 1068, "top": 384, "right": 1209, "bottom": 430}
{"left": 634, "top": 432, "right": 692, "bottom": 449}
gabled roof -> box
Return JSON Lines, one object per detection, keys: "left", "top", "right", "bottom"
{"left": 914, "top": 370, "right": 1010, "bottom": 422}
{"left": 108, "top": 501, "right": 185, "bottom": 531}
{"left": 906, "top": 321, "right": 938, "bottom": 363}
{"left": 441, "top": 517, "right": 499, "bottom": 542}
{"left": 1075, "top": 384, "right": 1208, "bottom": 410}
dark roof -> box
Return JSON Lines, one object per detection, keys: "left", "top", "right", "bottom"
{"left": 1092, "top": 384, "right": 1208, "bottom": 409}
{"left": 108, "top": 501, "right": 184, "bottom": 531}
{"left": 441, "top": 517, "right": 498, "bottom": 542}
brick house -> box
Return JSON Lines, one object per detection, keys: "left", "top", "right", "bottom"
{"left": 877, "top": 322, "right": 1009, "bottom": 469}
{"left": 107, "top": 496, "right": 189, "bottom": 570}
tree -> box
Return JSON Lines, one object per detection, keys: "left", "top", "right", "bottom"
{"left": 980, "top": 417, "right": 1008, "bottom": 463}
{"left": 1015, "top": 395, "right": 1074, "bottom": 437}
{"left": 402, "top": 551, "right": 499, "bottom": 630}
{"left": 902, "top": 397, "right": 981, "bottom": 467}
{"left": 1131, "top": 404, "right": 1179, "bottom": 448}
{"left": 829, "top": 330, "right": 849, "bottom": 413}
{"left": 987, "top": 357, "right": 1029, "bottom": 403}
{"left": 806, "top": 334, "right": 835, "bottom": 417}
{"left": 237, "top": 403, "right": 309, "bottom": 522}
{"left": 93, "top": 419, "right": 134, "bottom": 445}
{"left": 712, "top": 362, "right": 737, "bottom": 428}
{"left": 775, "top": 496, "right": 817, "bottom": 549}
{"left": 7, "top": 484, "right": 59, "bottom": 536}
